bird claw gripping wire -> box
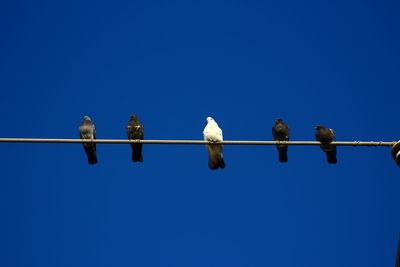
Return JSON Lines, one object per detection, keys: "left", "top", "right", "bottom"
{"left": 353, "top": 141, "right": 361, "bottom": 147}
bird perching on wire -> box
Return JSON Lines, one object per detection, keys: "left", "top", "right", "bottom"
{"left": 315, "top": 125, "right": 337, "bottom": 164}
{"left": 79, "top": 116, "right": 98, "bottom": 165}
{"left": 391, "top": 142, "right": 400, "bottom": 167}
{"left": 203, "top": 117, "right": 226, "bottom": 170}
{"left": 127, "top": 114, "right": 144, "bottom": 163}
{"left": 272, "top": 118, "right": 290, "bottom": 163}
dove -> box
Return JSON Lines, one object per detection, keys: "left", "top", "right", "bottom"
{"left": 272, "top": 118, "right": 290, "bottom": 162}
{"left": 127, "top": 114, "right": 144, "bottom": 162}
{"left": 79, "top": 116, "right": 98, "bottom": 165}
{"left": 203, "top": 117, "right": 225, "bottom": 170}
{"left": 315, "top": 125, "right": 337, "bottom": 164}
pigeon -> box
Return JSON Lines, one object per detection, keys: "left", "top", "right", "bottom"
{"left": 396, "top": 235, "right": 400, "bottom": 267}
{"left": 127, "top": 114, "right": 144, "bottom": 162}
{"left": 203, "top": 117, "right": 225, "bottom": 170}
{"left": 79, "top": 116, "right": 98, "bottom": 165}
{"left": 272, "top": 118, "right": 290, "bottom": 162}
{"left": 315, "top": 125, "right": 337, "bottom": 164}
{"left": 391, "top": 141, "right": 400, "bottom": 167}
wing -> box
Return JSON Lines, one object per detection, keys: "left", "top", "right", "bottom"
{"left": 217, "top": 128, "right": 223, "bottom": 141}
{"left": 329, "top": 129, "right": 336, "bottom": 141}
{"left": 79, "top": 125, "right": 84, "bottom": 139}
{"left": 127, "top": 124, "right": 133, "bottom": 139}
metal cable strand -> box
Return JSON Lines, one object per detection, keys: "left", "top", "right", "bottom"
{"left": 0, "top": 138, "right": 395, "bottom": 146}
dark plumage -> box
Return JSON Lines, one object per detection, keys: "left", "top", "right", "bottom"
{"left": 391, "top": 142, "right": 400, "bottom": 167}
{"left": 127, "top": 114, "right": 144, "bottom": 162}
{"left": 206, "top": 144, "right": 226, "bottom": 170}
{"left": 315, "top": 125, "right": 337, "bottom": 164}
{"left": 396, "top": 235, "right": 400, "bottom": 267}
{"left": 272, "top": 118, "right": 290, "bottom": 162}
{"left": 79, "top": 116, "right": 98, "bottom": 165}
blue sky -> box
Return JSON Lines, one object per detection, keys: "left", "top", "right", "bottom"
{"left": 1, "top": 0, "right": 399, "bottom": 266}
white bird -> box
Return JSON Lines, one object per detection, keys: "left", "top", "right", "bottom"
{"left": 203, "top": 117, "right": 226, "bottom": 170}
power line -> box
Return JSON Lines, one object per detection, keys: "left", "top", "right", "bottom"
{"left": 2, "top": 137, "right": 398, "bottom": 166}
{"left": 0, "top": 138, "right": 395, "bottom": 146}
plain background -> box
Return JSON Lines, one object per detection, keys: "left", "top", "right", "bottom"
{"left": 0, "top": 0, "right": 399, "bottom": 266}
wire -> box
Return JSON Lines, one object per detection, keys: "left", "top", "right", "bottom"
{"left": 0, "top": 138, "right": 395, "bottom": 146}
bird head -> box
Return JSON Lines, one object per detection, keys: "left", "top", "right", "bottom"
{"left": 130, "top": 114, "right": 137, "bottom": 120}
{"left": 206, "top": 117, "right": 214, "bottom": 122}
{"left": 315, "top": 125, "right": 325, "bottom": 130}
{"left": 83, "top": 116, "right": 91, "bottom": 121}
{"left": 275, "top": 118, "right": 283, "bottom": 124}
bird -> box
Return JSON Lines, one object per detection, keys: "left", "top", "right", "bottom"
{"left": 127, "top": 114, "right": 144, "bottom": 162}
{"left": 396, "top": 235, "right": 400, "bottom": 267}
{"left": 272, "top": 118, "right": 290, "bottom": 162}
{"left": 79, "top": 116, "right": 98, "bottom": 165}
{"left": 203, "top": 117, "right": 225, "bottom": 170}
{"left": 315, "top": 125, "right": 337, "bottom": 164}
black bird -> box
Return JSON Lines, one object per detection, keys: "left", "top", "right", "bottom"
{"left": 272, "top": 118, "right": 290, "bottom": 162}
{"left": 79, "top": 116, "right": 98, "bottom": 165}
{"left": 127, "top": 114, "right": 144, "bottom": 162}
{"left": 315, "top": 125, "right": 337, "bottom": 164}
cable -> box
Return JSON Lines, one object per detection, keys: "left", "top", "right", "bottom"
{"left": 0, "top": 138, "right": 395, "bottom": 146}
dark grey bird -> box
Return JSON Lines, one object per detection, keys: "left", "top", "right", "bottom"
{"left": 272, "top": 118, "right": 290, "bottom": 162}
{"left": 127, "top": 114, "right": 144, "bottom": 162}
{"left": 79, "top": 116, "right": 98, "bottom": 165}
{"left": 315, "top": 125, "right": 337, "bottom": 164}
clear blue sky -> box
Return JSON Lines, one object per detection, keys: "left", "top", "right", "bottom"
{"left": 1, "top": 0, "right": 399, "bottom": 266}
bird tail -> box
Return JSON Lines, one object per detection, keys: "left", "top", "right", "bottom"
{"left": 207, "top": 144, "right": 225, "bottom": 170}
{"left": 279, "top": 150, "right": 288, "bottom": 163}
{"left": 277, "top": 145, "right": 288, "bottom": 163}
{"left": 326, "top": 148, "right": 337, "bottom": 164}
{"left": 208, "top": 156, "right": 225, "bottom": 170}
{"left": 219, "top": 157, "right": 226, "bottom": 169}
{"left": 83, "top": 145, "right": 98, "bottom": 165}
{"left": 87, "top": 154, "right": 98, "bottom": 165}
{"left": 131, "top": 144, "right": 143, "bottom": 162}
{"left": 208, "top": 159, "right": 219, "bottom": 170}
